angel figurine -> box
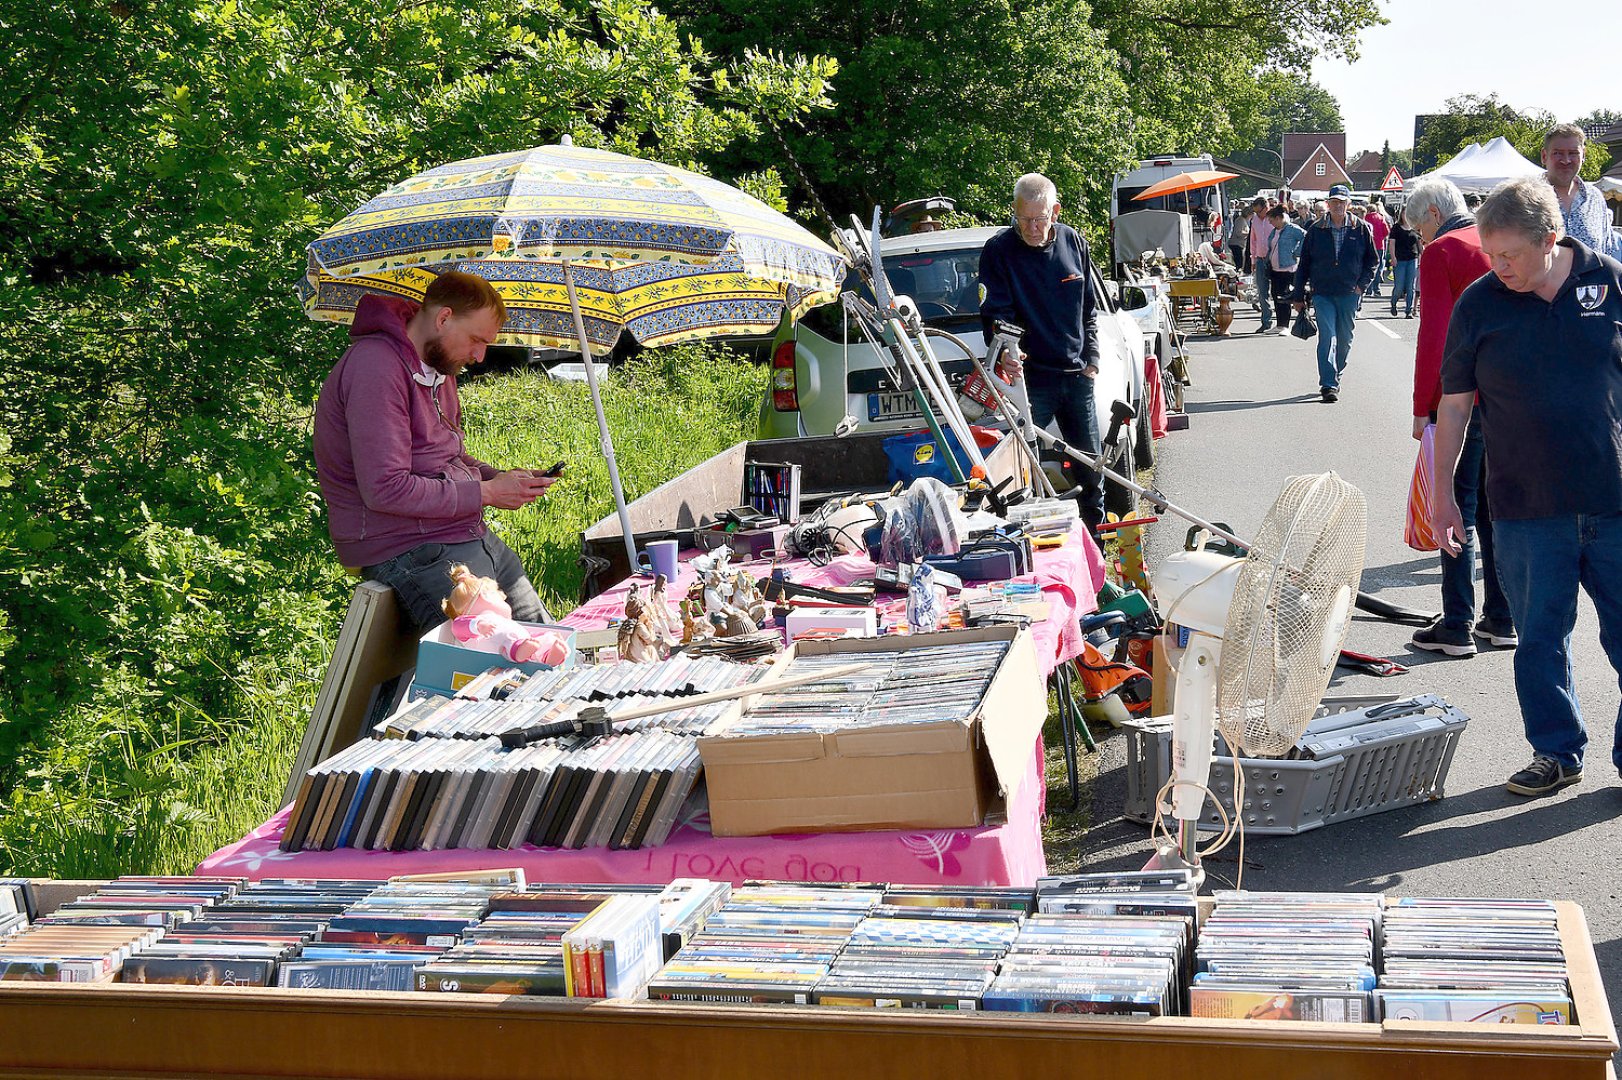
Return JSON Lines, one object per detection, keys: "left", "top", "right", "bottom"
{"left": 617, "top": 588, "right": 666, "bottom": 663}
{"left": 645, "top": 573, "right": 681, "bottom": 644}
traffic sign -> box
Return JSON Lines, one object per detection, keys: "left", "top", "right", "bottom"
{"left": 1380, "top": 167, "right": 1404, "bottom": 192}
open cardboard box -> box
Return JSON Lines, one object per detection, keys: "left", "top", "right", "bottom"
{"left": 698, "top": 625, "right": 1047, "bottom": 836}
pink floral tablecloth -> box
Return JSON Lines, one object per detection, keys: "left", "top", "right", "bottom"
{"left": 198, "top": 527, "right": 1103, "bottom": 887}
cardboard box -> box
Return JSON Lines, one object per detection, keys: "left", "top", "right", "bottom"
{"left": 411, "top": 620, "right": 576, "bottom": 697}
{"left": 698, "top": 626, "right": 1047, "bottom": 836}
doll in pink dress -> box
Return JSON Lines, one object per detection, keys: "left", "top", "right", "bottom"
{"left": 441, "top": 564, "right": 570, "bottom": 666}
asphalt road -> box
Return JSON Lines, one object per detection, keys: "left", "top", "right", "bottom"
{"left": 1079, "top": 295, "right": 1622, "bottom": 1029}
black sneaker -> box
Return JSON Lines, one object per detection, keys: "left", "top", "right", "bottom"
{"left": 1320, "top": 388, "right": 1338, "bottom": 403}
{"left": 1506, "top": 756, "right": 1582, "bottom": 796}
{"left": 1474, "top": 617, "right": 1518, "bottom": 648}
{"left": 1411, "top": 620, "right": 1476, "bottom": 657}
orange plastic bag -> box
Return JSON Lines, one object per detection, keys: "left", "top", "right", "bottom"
{"left": 1404, "top": 423, "right": 1440, "bottom": 552}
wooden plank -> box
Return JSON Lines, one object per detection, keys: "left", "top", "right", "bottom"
{"left": 282, "top": 582, "right": 416, "bottom": 802}
{"left": 0, "top": 902, "right": 1611, "bottom": 1080}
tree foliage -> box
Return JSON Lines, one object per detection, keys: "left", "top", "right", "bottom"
{"left": 666, "top": 0, "right": 1136, "bottom": 234}
{"left": 1088, "top": 0, "right": 1378, "bottom": 159}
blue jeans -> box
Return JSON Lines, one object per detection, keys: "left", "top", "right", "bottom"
{"left": 1311, "top": 292, "right": 1358, "bottom": 391}
{"left": 1364, "top": 252, "right": 1385, "bottom": 296}
{"left": 1491, "top": 511, "right": 1622, "bottom": 772}
{"left": 364, "top": 532, "right": 550, "bottom": 634}
{"left": 1255, "top": 263, "right": 1273, "bottom": 329}
{"left": 1391, "top": 259, "right": 1417, "bottom": 316}
{"left": 1026, "top": 366, "right": 1104, "bottom": 532}
{"left": 1438, "top": 407, "right": 1511, "bottom": 632}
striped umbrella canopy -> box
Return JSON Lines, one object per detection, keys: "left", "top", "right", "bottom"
{"left": 301, "top": 143, "right": 844, "bottom": 354}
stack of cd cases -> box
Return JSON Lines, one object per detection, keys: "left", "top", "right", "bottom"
{"left": 1376, "top": 897, "right": 1573, "bottom": 1024}
{"left": 1190, "top": 891, "right": 1382, "bottom": 1022}
{"left": 720, "top": 639, "right": 1010, "bottom": 737}
{"left": 283, "top": 658, "right": 763, "bottom": 853}
{"left": 645, "top": 884, "right": 878, "bottom": 1005}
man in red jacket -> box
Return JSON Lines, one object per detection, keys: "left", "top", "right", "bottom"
{"left": 1405, "top": 177, "right": 1513, "bottom": 658}
{"left": 314, "top": 271, "right": 557, "bottom": 632}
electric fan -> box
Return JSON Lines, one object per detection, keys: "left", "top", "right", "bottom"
{"left": 1147, "top": 472, "right": 1367, "bottom": 883}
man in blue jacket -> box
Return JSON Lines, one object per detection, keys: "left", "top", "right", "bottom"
{"left": 1289, "top": 185, "right": 1378, "bottom": 403}
{"left": 979, "top": 173, "right": 1105, "bottom": 532}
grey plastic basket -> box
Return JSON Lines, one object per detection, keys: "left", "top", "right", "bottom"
{"left": 1122, "top": 695, "right": 1469, "bottom": 835}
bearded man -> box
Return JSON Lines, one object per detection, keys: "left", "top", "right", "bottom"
{"left": 314, "top": 271, "right": 556, "bottom": 632}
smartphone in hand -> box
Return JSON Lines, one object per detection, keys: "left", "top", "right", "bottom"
{"left": 543, "top": 461, "right": 567, "bottom": 477}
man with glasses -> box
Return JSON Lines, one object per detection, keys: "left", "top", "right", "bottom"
{"left": 978, "top": 173, "right": 1105, "bottom": 534}
{"left": 314, "top": 271, "right": 557, "bottom": 633}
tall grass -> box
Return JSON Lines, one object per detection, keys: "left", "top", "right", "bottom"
{"left": 460, "top": 347, "right": 770, "bottom": 612}
{"left": 0, "top": 346, "right": 768, "bottom": 878}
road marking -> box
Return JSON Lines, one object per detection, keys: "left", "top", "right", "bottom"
{"left": 1367, "top": 319, "right": 1401, "bottom": 340}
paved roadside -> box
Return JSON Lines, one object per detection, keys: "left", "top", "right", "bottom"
{"left": 1081, "top": 298, "right": 1622, "bottom": 1028}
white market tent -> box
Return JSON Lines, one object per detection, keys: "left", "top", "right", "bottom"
{"left": 1405, "top": 137, "right": 1544, "bottom": 195}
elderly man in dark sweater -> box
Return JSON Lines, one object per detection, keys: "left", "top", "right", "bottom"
{"left": 978, "top": 173, "right": 1105, "bottom": 533}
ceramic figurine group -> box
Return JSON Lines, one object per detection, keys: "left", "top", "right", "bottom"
{"left": 617, "top": 549, "right": 771, "bottom": 661}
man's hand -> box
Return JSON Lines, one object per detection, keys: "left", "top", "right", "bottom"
{"left": 480, "top": 470, "right": 552, "bottom": 509}
{"left": 1081, "top": 363, "right": 1099, "bottom": 379}
{"left": 1412, "top": 416, "right": 1428, "bottom": 441}
{"left": 995, "top": 350, "right": 1025, "bottom": 383}
{"left": 1432, "top": 494, "right": 1466, "bottom": 558}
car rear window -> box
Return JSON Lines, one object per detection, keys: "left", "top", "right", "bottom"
{"left": 799, "top": 247, "right": 984, "bottom": 340}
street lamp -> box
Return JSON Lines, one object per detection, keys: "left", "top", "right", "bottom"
{"left": 1256, "top": 147, "right": 1284, "bottom": 186}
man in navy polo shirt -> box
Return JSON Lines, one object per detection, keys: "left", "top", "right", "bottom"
{"left": 979, "top": 172, "right": 1105, "bottom": 533}
{"left": 1433, "top": 176, "right": 1622, "bottom": 796}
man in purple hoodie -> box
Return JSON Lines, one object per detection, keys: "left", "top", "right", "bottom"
{"left": 314, "top": 271, "right": 556, "bottom": 632}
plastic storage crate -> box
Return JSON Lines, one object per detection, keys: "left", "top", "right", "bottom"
{"left": 1123, "top": 695, "right": 1469, "bottom": 835}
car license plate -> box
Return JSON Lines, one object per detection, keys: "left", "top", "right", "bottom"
{"left": 868, "top": 391, "right": 921, "bottom": 422}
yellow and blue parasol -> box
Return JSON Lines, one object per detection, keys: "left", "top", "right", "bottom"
{"left": 301, "top": 142, "right": 847, "bottom": 569}
{"left": 300, "top": 142, "right": 845, "bottom": 354}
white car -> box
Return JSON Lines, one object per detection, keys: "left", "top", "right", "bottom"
{"left": 759, "top": 226, "right": 1151, "bottom": 511}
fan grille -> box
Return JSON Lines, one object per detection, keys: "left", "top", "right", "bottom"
{"left": 1217, "top": 473, "right": 1366, "bottom": 757}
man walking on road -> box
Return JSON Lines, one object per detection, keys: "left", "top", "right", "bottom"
{"left": 1364, "top": 201, "right": 1390, "bottom": 298}
{"left": 979, "top": 173, "right": 1106, "bottom": 535}
{"left": 1247, "top": 198, "right": 1276, "bottom": 331}
{"left": 1289, "top": 184, "right": 1378, "bottom": 403}
{"left": 1432, "top": 176, "right": 1622, "bottom": 796}
{"left": 1405, "top": 177, "right": 1513, "bottom": 659}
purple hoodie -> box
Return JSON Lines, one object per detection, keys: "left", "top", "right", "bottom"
{"left": 313, "top": 295, "right": 495, "bottom": 567}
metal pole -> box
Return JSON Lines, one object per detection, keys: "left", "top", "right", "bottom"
{"left": 562, "top": 260, "right": 640, "bottom": 575}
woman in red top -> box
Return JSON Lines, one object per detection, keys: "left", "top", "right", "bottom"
{"left": 1405, "top": 177, "right": 1515, "bottom": 657}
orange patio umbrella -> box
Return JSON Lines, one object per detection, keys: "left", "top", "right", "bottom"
{"left": 1132, "top": 170, "right": 1239, "bottom": 201}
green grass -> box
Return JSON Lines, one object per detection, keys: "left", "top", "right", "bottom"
{"left": 459, "top": 347, "right": 770, "bottom": 613}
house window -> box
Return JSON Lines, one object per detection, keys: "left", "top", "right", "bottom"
{"left": 1316, "top": 163, "right": 1326, "bottom": 177}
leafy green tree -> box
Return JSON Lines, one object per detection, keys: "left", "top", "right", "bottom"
{"left": 665, "top": 0, "right": 1136, "bottom": 235}
{"left": 0, "top": 0, "right": 833, "bottom": 869}
{"left": 1087, "top": 0, "right": 1378, "bottom": 159}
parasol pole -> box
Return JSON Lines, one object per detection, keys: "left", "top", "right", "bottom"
{"left": 562, "top": 259, "right": 640, "bottom": 574}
